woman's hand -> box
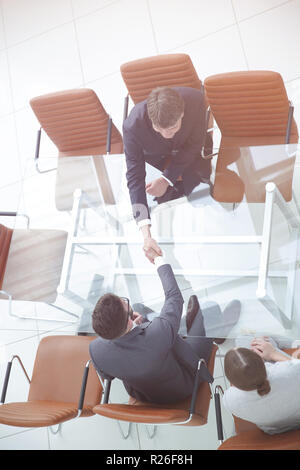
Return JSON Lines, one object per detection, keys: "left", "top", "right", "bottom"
{"left": 251, "top": 337, "right": 291, "bottom": 362}
{"left": 251, "top": 337, "right": 277, "bottom": 361}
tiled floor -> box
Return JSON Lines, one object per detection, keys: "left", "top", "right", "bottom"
{"left": 0, "top": 0, "right": 300, "bottom": 450}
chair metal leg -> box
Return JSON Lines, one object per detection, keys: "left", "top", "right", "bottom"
{"left": 116, "top": 420, "right": 132, "bottom": 439}
{"left": 49, "top": 424, "right": 62, "bottom": 435}
{"left": 145, "top": 424, "right": 157, "bottom": 439}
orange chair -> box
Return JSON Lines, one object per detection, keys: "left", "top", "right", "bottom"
{"left": 92, "top": 344, "right": 218, "bottom": 439}
{"left": 0, "top": 335, "right": 101, "bottom": 429}
{"left": 217, "top": 348, "right": 300, "bottom": 450}
{"left": 120, "top": 53, "right": 202, "bottom": 107}
{"left": 0, "top": 219, "right": 72, "bottom": 322}
{"left": 204, "top": 70, "right": 299, "bottom": 203}
{"left": 30, "top": 88, "right": 123, "bottom": 209}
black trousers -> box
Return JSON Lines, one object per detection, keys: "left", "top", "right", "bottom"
{"left": 133, "top": 303, "right": 213, "bottom": 365}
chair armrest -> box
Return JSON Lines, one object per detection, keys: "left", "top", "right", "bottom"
{"left": 285, "top": 101, "right": 294, "bottom": 144}
{"left": 0, "top": 212, "right": 30, "bottom": 228}
{"left": 102, "top": 379, "right": 112, "bottom": 404}
{"left": 34, "top": 128, "right": 57, "bottom": 174}
{"left": 189, "top": 358, "right": 214, "bottom": 415}
{"left": 123, "top": 95, "right": 129, "bottom": 122}
{"left": 0, "top": 355, "right": 31, "bottom": 404}
{"left": 214, "top": 385, "right": 224, "bottom": 442}
{"left": 77, "top": 359, "right": 91, "bottom": 416}
{"left": 106, "top": 116, "right": 112, "bottom": 154}
{"left": 0, "top": 211, "right": 17, "bottom": 217}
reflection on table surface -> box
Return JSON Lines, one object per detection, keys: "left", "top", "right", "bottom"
{"left": 0, "top": 143, "right": 300, "bottom": 343}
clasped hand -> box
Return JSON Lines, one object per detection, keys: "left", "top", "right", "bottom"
{"left": 143, "top": 237, "right": 162, "bottom": 264}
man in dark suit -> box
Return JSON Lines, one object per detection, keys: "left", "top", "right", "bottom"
{"left": 123, "top": 86, "right": 212, "bottom": 263}
{"left": 89, "top": 255, "right": 240, "bottom": 405}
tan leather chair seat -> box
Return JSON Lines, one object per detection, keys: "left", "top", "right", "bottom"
{"left": 218, "top": 428, "right": 300, "bottom": 451}
{"left": 0, "top": 401, "right": 80, "bottom": 427}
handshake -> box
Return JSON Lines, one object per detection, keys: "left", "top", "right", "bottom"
{"left": 143, "top": 236, "right": 162, "bottom": 264}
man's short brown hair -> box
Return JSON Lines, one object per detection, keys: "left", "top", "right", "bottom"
{"left": 147, "top": 87, "right": 184, "bottom": 129}
{"left": 92, "top": 293, "right": 127, "bottom": 339}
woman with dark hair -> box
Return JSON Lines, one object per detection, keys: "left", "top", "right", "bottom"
{"left": 222, "top": 337, "right": 300, "bottom": 435}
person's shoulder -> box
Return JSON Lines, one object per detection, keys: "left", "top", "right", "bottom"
{"left": 175, "top": 86, "right": 203, "bottom": 100}
{"left": 89, "top": 335, "right": 108, "bottom": 354}
{"left": 123, "top": 100, "right": 148, "bottom": 131}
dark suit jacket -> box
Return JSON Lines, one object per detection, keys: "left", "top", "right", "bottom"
{"left": 89, "top": 264, "right": 204, "bottom": 404}
{"left": 123, "top": 86, "right": 208, "bottom": 223}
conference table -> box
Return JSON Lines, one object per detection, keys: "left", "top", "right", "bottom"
{"left": 1, "top": 143, "right": 300, "bottom": 346}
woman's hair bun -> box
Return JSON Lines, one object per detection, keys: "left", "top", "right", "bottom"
{"left": 257, "top": 379, "right": 271, "bottom": 396}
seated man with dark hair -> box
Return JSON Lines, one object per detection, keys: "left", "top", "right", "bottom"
{"left": 123, "top": 86, "right": 212, "bottom": 264}
{"left": 89, "top": 254, "right": 240, "bottom": 405}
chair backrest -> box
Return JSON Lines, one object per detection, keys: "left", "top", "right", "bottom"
{"left": 204, "top": 71, "right": 298, "bottom": 203}
{"left": 120, "top": 53, "right": 202, "bottom": 104}
{"left": 30, "top": 88, "right": 123, "bottom": 157}
{"left": 0, "top": 224, "right": 13, "bottom": 290}
{"left": 28, "top": 336, "right": 102, "bottom": 410}
{"left": 204, "top": 70, "right": 298, "bottom": 143}
{"left": 2, "top": 228, "right": 67, "bottom": 303}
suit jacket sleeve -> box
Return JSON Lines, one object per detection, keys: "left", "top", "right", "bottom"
{"left": 162, "top": 88, "right": 207, "bottom": 185}
{"left": 154, "top": 264, "right": 184, "bottom": 347}
{"left": 123, "top": 124, "right": 150, "bottom": 223}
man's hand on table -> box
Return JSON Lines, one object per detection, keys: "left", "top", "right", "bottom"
{"left": 146, "top": 177, "right": 169, "bottom": 197}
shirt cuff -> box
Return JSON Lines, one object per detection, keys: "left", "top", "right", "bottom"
{"left": 137, "top": 218, "right": 151, "bottom": 229}
{"left": 161, "top": 175, "right": 174, "bottom": 187}
{"left": 154, "top": 256, "right": 167, "bottom": 268}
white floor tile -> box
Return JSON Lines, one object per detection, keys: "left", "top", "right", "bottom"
{"left": 8, "top": 23, "right": 83, "bottom": 111}
{"left": 0, "top": 114, "right": 22, "bottom": 186}
{"left": 0, "top": 428, "right": 49, "bottom": 450}
{"left": 0, "top": 7, "right": 5, "bottom": 51}
{"left": 49, "top": 414, "right": 140, "bottom": 449}
{"left": 0, "top": 50, "right": 13, "bottom": 116}
{"left": 75, "top": 0, "right": 156, "bottom": 83}
{"left": 72, "top": 0, "right": 119, "bottom": 18}
{"left": 174, "top": 25, "right": 248, "bottom": 79}
{"left": 239, "top": 0, "right": 300, "bottom": 82}
{"left": 1, "top": 0, "right": 73, "bottom": 46}
{"left": 14, "top": 106, "right": 58, "bottom": 174}
{"left": 149, "top": 0, "right": 235, "bottom": 52}
{"left": 232, "top": 0, "right": 290, "bottom": 21}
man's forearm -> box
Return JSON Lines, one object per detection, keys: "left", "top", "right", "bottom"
{"left": 140, "top": 223, "right": 151, "bottom": 240}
